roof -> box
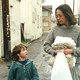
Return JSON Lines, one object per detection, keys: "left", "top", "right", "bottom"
{"left": 42, "top": 5, "right": 52, "bottom": 12}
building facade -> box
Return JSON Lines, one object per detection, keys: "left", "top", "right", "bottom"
{"left": 42, "top": 5, "right": 52, "bottom": 31}
{"left": 0, "top": 0, "right": 43, "bottom": 60}
{"left": 20, "top": 0, "right": 43, "bottom": 40}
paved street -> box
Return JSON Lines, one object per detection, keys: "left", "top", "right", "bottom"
{"left": 0, "top": 32, "right": 52, "bottom": 80}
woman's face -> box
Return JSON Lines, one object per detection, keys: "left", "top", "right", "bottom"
{"left": 56, "top": 9, "right": 68, "bottom": 26}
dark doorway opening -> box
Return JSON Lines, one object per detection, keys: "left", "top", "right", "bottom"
{"left": 21, "top": 23, "right": 25, "bottom": 41}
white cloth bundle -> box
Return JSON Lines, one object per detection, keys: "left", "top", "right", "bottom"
{"left": 52, "top": 36, "right": 76, "bottom": 47}
{"left": 52, "top": 36, "right": 76, "bottom": 50}
{"left": 51, "top": 36, "right": 76, "bottom": 67}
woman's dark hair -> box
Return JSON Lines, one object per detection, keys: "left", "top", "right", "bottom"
{"left": 55, "top": 4, "right": 77, "bottom": 26}
{"left": 11, "top": 44, "right": 27, "bottom": 61}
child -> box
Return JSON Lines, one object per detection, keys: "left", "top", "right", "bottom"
{"left": 7, "top": 44, "right": 39, "bottom": 80}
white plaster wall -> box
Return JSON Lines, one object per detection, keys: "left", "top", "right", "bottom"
{"left": 20, "top": 0, "right": 32, "bottom": 39}
{"left": 20, "top": 0, "right": 42, "bottom": 40}
{"left": 36, "top": 0, "right": 42, "bottom": 38}
{"left": 29, "top": 0, "right": 43, "bottom": 40}
{"left": 9, "top": 0, "right": 21, "bottom": 50}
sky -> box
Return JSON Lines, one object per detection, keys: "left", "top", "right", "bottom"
{"left": 44, "top": 0, "right": 78, "bottom": 15}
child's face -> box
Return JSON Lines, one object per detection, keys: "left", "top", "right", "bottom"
{"left": 18, "top": 47, "right": 28, "bottom": 59}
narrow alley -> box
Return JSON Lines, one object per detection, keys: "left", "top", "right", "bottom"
{"left": 28, "top": 32, "right": 51, "bottom": 80}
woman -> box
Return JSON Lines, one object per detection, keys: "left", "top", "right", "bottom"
{"left": 43, "top": 4, "right": 80, "bottom": 80}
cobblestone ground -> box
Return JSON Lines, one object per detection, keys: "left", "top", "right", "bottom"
{"left": 0, "top": 62, "right": 10, "bottom": 80}
{"left": 0, "top": 32, "right": 52, "bottom": 80}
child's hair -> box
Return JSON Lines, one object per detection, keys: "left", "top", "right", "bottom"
{"left": 11, "top": 44, "right": 27, "bottom": 61}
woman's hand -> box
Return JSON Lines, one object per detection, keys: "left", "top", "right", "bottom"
{"left": 54, "top": 48, "right": 73, "bottom": 55}
{"left": 54, "top": 50, "right": 63, "bottom": 54}
{"left": 63, "top": 48, "right": 73, "bottom": 55}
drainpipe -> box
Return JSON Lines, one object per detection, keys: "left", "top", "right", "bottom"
{"left": 64, "top": 0, "right": 66, "bottom": 4}
{"left": 78, "top": 0, "right": 80, "bottom": 25}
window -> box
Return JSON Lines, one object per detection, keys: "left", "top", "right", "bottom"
{"left": 43, "top": 21, "right": 48, "bottom": 26}
{"left": 43, "top": 11, "right": 49, "bottom": 16}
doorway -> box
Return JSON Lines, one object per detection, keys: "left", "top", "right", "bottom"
{"left": 21, "top": 23, "right": 25, "bottom": 41}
